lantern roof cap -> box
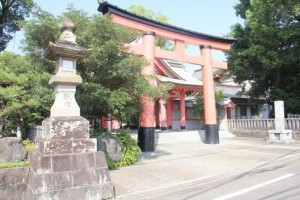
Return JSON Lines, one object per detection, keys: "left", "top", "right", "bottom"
{"left": 44, "top": 19, "right": 92, "bottom": 61}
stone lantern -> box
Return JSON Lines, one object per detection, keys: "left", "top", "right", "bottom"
{"left": 25, "top": 20, "right": 114, "bottom": 200}
{"left": 44, "top": 19, "right": 91, "bottom": 117}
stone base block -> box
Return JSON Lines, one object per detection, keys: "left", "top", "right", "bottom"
{"left": 41, "top": 116, "right": 89, "bottom": 140}
{"left": 25, "top": 150, "right": 114, "bottom": 200}
{"left": 0, "top": 167, "right": 29, "bottom": 200}
{"left": 37, "top": 138, "right": 97, "bottom": 155}
{"left": 26, "top": 185, "right": 102, "bottom": 200}
{"left": 138, "top": 127, "right": 155, "bottom": 152}
{"left": 37, "top": 117, "right": 97, "bottom": 155}
{"left": 268, "top": 129, "right": 294, "bottom": 144}
{"left": 205, "top": 124, "right": 219, "bottom": 144}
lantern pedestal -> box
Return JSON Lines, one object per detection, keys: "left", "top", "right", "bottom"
{"left": 26, "top": 117, "right": 114, "bottom": 200}
{"left": 25, "top": 20, "right": 114, "bottom": 200}
{"left": 51, "top": 85, "right": 80, "bottom": 117}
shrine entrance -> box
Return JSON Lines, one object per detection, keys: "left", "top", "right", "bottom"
{"left": 98, "top": 2, "right": 234, "bottom": 151}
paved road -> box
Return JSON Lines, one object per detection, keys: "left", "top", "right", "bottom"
{"left": 113, "top": 134, "right": 300, "bottom": 200}
{"left": 138, "top": 153, "right": 300, "bottom": 200}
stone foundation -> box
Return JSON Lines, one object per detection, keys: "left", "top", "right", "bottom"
{"left": 268, "top": 129, "right": 293, "bottom": 144}
{"left": 231, "top": 130, "right": 269, "bottom": 138}
{"left": 25, "top": 150, "right": 113, "bottom": 200}
{"left": 231, "top": 129, "right": 299, "bottom": 141}
{"left": 25, "top": 117, "right": 114, "bottom": 200}
{"left": 0, "top": 167, "right": 29, "bottom": 200}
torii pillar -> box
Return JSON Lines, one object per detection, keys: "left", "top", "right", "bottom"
{"left": 138, "top": 31, "right": 156, "bottom": 152}
{"left": 180, "top": 89, "right": 186, "bottom": 129}
{"left": 201, "top": 45, "right": 219, "bottom": 144}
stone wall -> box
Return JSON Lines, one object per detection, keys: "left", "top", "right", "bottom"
{"left": 0, "top": 157, "right": 114, "bottom": 200}
{"left": 232, "top": 130, "right": 300, "bottom": 139}
{"left": 232, "top": 130, "right": 269, "bottom": 138}
{"left": 0, "top": 167, "right": 29, "bottom": 200}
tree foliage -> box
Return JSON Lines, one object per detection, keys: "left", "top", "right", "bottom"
{"left": 228, "top": 0, "right": 300, "bottom": 113}
{"left": 129, "top": 5, "right": 173, "bottom": 50}
{"left": 0, "top": 4, "right": 172, "bottom": 136}
{"left": 191, "top": 90, "right": 224, "bottom": 121}
{"left": 128, "top": 5, "right": 168, "bottom": 23}
{"left": 0, "top": 0, "right": 34, "bottom": 51}
{"left": 21, "top": 6, "right": 170, "bottom": 124}
{"left": 0, "top": 52, "right": 52, "bottom": 137}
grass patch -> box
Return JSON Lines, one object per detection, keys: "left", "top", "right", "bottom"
{"left": 0, "top": 160, "right": 29, "bottom": 169}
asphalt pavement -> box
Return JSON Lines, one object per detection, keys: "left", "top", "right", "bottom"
{"left": 109, "top": 130, "right": 300, "bottom": 200}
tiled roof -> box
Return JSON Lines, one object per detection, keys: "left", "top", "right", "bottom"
{"left": 155, "top": 59, "right": 202, "bottom": 87}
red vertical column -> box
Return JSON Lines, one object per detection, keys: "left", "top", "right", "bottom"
{"left": 180, "top": 90, "right": 186, "bottom": 129}
{"left": 200, "top": 45, "right": 219, "bottom": 144}
{"left": 167, "top": 97, "right": 172, "bottom": 129}
{"left": 159, "top": 98, "right": 167, "bottom": 131}
{"left": 138, "top": 31, "right": 156, "bottom": 152}
{"left": 155, "top": 101, "right": 160, "bottom": 129}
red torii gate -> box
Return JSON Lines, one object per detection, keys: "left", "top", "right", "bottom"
{"left": 98, "top": 2, "right": 234, "bottom": 151}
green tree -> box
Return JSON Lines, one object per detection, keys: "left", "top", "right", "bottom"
{"left": 128, "top": 5, "right": 168, "bottom": 23}
{"left": 0, "top": 0, "right": 35, "bottom": 51}
{"left": 21, "top": 6, "right": 170, "bottom": 124}
{"left": 129, "top": 5, "right": 173, "bottom": 50}
{"left": 0, "top": 52, "right": 52, "bottom": 137}
{"left": 228, "top": 0, "right": 300, "bottom": 113}
{"left": 191, "top": 90, "right": 224, "bottom": 121}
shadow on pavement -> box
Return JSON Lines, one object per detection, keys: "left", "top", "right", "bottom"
{"left": 139, "top": 149, "right": 172, "bottom": 160}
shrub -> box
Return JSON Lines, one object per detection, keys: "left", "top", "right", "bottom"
{"left": 22, "top": 139, "right": 36, "bottom": 152}
{"left": 89, "top": 126, "right": 108, "bottom": 138}
{"left": 99, "top": 129, "right": 141, "bottom": 169}
{"left": 116, "top": 129, "right": 141, "bottom": 168}
{"left": 106, "top": 156, "right": 117, "bottom": 169}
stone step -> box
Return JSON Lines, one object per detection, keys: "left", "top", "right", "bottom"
{"left": 130, "top": 130, "right": 235, "bottom": 145}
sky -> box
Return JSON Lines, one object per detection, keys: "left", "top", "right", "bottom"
{"left": 6, "top": 0, "right": 244, "bottom": 57}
